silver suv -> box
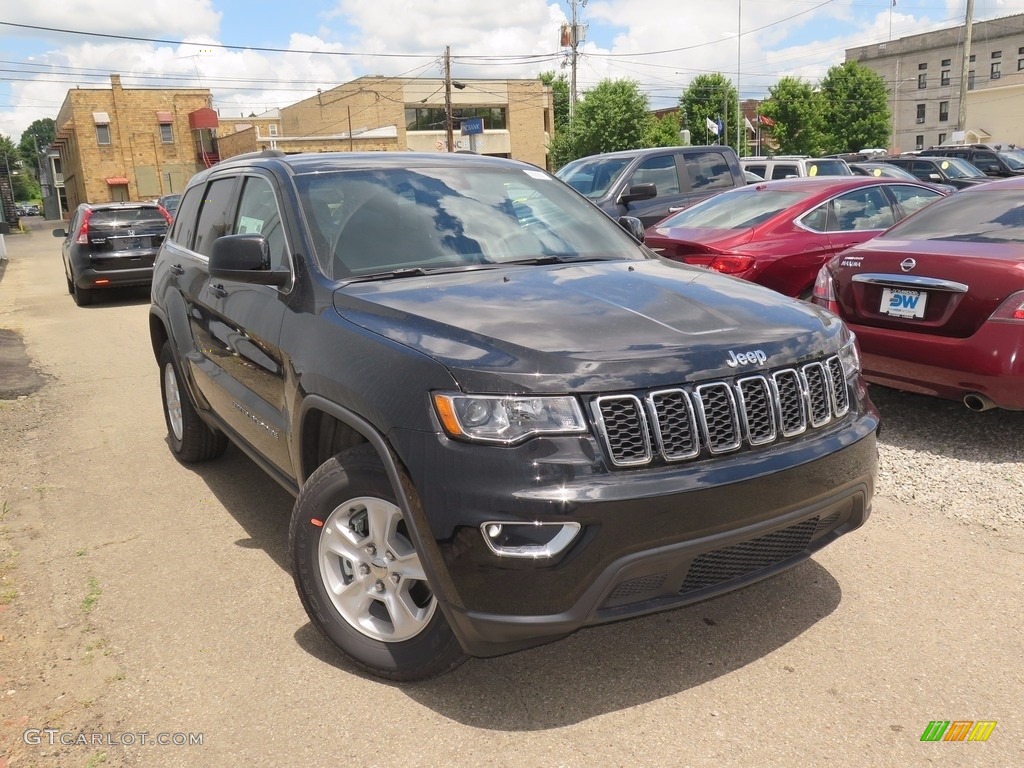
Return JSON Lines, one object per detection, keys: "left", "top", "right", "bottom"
{"left": 741, "top": 156, "right": 853, "bottom": 180}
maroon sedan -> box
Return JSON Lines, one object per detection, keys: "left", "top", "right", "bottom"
{"left": 645, "top": 177, "right": 948, "bottom": 299}
{"left": 812, "top": 175, "right": 1024, "bottom": 411}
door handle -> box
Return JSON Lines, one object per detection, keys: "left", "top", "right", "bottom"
{"left": 170, "top": 263, "right": 185, "bottom": 276}
{"left": 210, "top": 284, "right": 228, "bottom": 299}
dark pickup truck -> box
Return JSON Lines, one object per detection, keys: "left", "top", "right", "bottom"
{"left": 150, "top": 150, "right": 878, "bottom": 680}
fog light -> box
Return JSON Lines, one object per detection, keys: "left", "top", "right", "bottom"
{"left": 480, "top": 521, "right": 581, "bottom": 558}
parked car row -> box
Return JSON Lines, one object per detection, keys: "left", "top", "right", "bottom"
{"left": 16, "top": 203, "right": 40, "bottom": 216}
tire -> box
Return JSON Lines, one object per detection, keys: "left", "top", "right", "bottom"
{"left": 72, "top": 281, "right": 94, "bottom": 306}
{"left": 65, "top": 272, "right": 74, "bottom": 295}
{"left": 290, "top": 444, "right": 467, "bottom": 681}
{"left": 158, "top": 341, "right": 228, "bottom": 462}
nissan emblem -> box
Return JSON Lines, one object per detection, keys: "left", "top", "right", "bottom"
{"left": 900, "top": 258, "right": 917, "bottom": 272}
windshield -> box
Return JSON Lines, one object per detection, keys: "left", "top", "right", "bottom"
{"left": 655, "top": 187, "right": 807, "bottom": 230}
{"left": 881, "top": 189, "right": 1024, "bottom": 243}
{"left": 554, "top": 156, "right": 632, "bottom": 198}
{"left": 999, "top": 150, "right": 1024, "bottom": 170}
{"left": 295, "top": 165, "right": 646, "bottom": 279}
{"left": 934, "top": 157, "right": 986, "bottom": 179}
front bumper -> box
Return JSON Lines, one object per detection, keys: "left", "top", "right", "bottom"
{"left": 396, "top": 407, "right": 878, "bottom": 657}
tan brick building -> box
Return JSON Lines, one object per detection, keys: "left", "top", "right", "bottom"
{"left": 54, "top": 75, "right": 218, "bottom": 209}
{"left": 218, "top": 76, "right": 552, "bottom": 168}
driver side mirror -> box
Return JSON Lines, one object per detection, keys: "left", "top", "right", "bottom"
{"left": 617, "top": 216, "right": 645, "bottom": 243}
{"left": 619, "top": 183, "right": 657, "bottom": 204}
{"left": 210, "top": 234, "right": 289, "bottom": 287}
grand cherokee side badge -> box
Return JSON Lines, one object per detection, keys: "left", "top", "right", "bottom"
{"left": 726, "top": 349, "right": 768, "bottom": 367}
{"left": 900, "top": 258, "right": 917, "bottom": 272}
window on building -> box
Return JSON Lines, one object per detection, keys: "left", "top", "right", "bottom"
{"left": 939, "top": 101, "right": 949, "bottom": 121}
{"left": 941, "top": 69, "right": 950, "bottom": 86}
{"left": 917, "top": 73, "right": 927, "bottom": 88}
{"left": 915, "top": 135, "right": 924, "bottom": 151}
{"left": 991, "top": 61, "right": 1001, "bottom": 79}
{"left": 1019, "top": 57, "right": 1024, "bottom": 71}
{"left": 918, "top": 62, "right": 928, "bottom": 70}
{"left": 941, "top": 58, "right": 951, "bottom": 66}
{"left": 93, "top": 111, "right": 111, "bottom": 146}
{"left": 969, "top": 54, "right": 976, "bottom": 62}
{"left": 404, "top": 106, "right": 508, "bottom": 132}
{"left": 938, "top": 133, "right": 947, "bottom": 145}
{"left": 1019, "top": 47, "right": 1024, "bottom": 55}
{"left": 268, "top": 124, "right": 279, "bottom": 136}
{"left": 992, "top": 50, "right": 1002, "bottom": 59}
{"left": 159, "top": 123, "right": 173, "bottom": 143}
{"left": 968, "top": 70, "right": 976, "bottom": 90}
{"left": 916, "top": 103, "right": 926, "bottom": 123}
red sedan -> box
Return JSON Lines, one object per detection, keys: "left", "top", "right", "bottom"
{"left": 812, "top": 175, "right": 1024, "bottom": 411}
{"left": 645, "top": 177, "right": 948, "bottom": 299}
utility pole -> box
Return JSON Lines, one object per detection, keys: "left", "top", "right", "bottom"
{"left": 956, "top": 0, "right": 975, "bottom": 133}
{"left": 444, "top": 45, "right": 454, "bottom": 153}
{"left": 565, "top": 0, "right": 588, "bottom": 124}
{"left": 736, "top": 0, "right": 742, "bottom": 156}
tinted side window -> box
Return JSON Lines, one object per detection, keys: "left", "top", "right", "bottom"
{"left": 910, "top": 161, "right": 937, "bottom": 180}
{"left": 771, "top": 165, "right": 798, "bottom": 179}
{"left": 629, "top": 155, "right": 679, "bottom": 196}
{"left": 686, "top": 151, "right": 735, "bottom": 191}
{"left": 193, "top": 178, "right": 238, "bottom": 258}
{"left": 971, "top": 152, "right": 1000, "bottom": 173}
{"left": 233, "top": 176, "right": 289, "bottom": 271}
{"left": 887, "top": 184, "right": 943, "bottom": 215}
{"left": 745, "top": 164, "right": 767, "bottom": 177}
{"left": 801, "top": 204, "right": 828, "bottom": 232}
{"left": 831, "top": 186, "right": 896, "bottom": 231}
{"left": 169, "top": 186, "right": 204, "bottom": 247}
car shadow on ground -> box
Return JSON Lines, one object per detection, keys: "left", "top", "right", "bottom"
{"left": 189, "top": 437, "right": 844, "bottom": 729}
{"left": 869, "top": 384, "right": 1024, "bottom": 463}
{"left": 71, "top": 285, "right": 151, "bottom": 308}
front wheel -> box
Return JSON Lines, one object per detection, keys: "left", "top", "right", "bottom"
{"left": 290, "top": 444, "right": 466, "bottom": 681}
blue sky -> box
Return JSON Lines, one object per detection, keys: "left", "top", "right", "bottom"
{"left": 1, "top": 0, "right": 1019, "bottom": 139}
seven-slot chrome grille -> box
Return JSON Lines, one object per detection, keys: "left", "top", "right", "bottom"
{"left": 592, "top": 355, "right": 850, "bottom": 468}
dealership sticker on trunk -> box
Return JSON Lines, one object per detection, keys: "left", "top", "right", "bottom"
{"left": 881, "top": 287, "right": 926, "bottom": 318}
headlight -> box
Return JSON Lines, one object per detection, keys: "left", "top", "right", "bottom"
{"left": 838, "top": 334, "right": 861, "bottom": 378}
{"left": 432, "top": 393, "right": 587, "bottom": 444}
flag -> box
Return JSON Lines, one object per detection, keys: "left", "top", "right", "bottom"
{"left": 744, "top": 116, "right": 755, "bottom": 133}
{"left": 705, "top": 116, "right": 719, "bottom": 135}
{"left": 758, "top": 114, "right": 776, "bottom": 127}
{"left": 716, "top": 118, "right": 724, "bottom": 136}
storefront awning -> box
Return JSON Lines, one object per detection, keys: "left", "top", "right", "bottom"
{"left": 105, "top": 176, "right": 130, "bottom": 185}
{"left": 156, "top": 111, "right": 173, "bottom": 123}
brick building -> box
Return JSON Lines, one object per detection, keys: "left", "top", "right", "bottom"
{"left": 54, "top": 74, "right": 218, "bottom": 209}
{"left": 217, "top": 76, "right": 552, "bottom": 168}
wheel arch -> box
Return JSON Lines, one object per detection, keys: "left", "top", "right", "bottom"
{"left": 296, "top": 394, "right": 461, "bottom": 615}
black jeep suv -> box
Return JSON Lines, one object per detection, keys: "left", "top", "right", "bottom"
{"left": 150, "top": 150, "right": 878, "bottom": 680}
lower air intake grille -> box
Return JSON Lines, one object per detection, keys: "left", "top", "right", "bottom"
{"left": 679, "top": 518, "right": 819, "bottom": 594}
{"left": 607, "top": 573, "right": 668, "bottom": 600}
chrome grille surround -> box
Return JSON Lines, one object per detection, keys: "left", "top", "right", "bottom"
{"left": 593, "top": 355, "right": 850, "bottom": 468}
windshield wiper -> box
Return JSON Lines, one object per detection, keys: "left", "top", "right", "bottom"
{"left": 498, "top": 255, "right": 607, "bottom": 266}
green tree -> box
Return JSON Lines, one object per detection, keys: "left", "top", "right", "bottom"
{"left": 0, "top": 134, "right": 39, "bottom": 202}
{"left": 680, "top": 73, "right": 738, "bottom": 152}
{"left": 539, "top": 71, "right": 570, "bottom": 132}
{"left": 18, "top": 117, "right": 56, "bottom": 171}
{"left": 643, "top": 111, "right": 682, "bottom": 147}
{"left": 548, "top": 79, "right": 651, "bottom": 168}
{"left": 758, "top": 77, "right": 825, "bottom": 156}
{"left": 819, "top": 62, "right": 891, "bottom": 153}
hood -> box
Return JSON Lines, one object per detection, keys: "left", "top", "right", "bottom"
{"left": 333, "top": 259, "right": 846, "bottom": 393}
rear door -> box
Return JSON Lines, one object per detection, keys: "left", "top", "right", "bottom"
{"left": 680, "top": 149, "right": 743, "bottom": 209}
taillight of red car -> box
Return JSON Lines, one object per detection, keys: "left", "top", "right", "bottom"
{"left": 990, "top": 290, "right": 1024, "bottom": 322}
{"left": 811, "top": 265, "right": 840, "bottom": 312}
{"left": 705, "top": 254, "right": 756, "bottom": 275}
{"left": 74, "top": 209, "right": 93, "bottom": 244}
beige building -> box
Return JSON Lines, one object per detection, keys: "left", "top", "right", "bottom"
{"left": 54, "top": 74, "right": 218, "bottom": 209}
{"left": 217, "top": 76, "right": 552, "bottom": 168}
{"left": 847, "top": 14, "right": 1024, "bottom": 152}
